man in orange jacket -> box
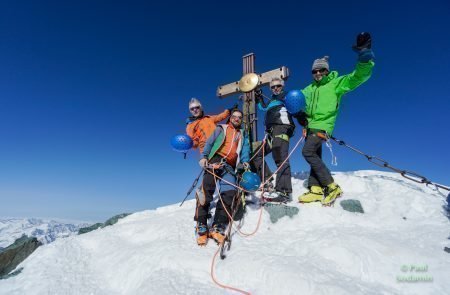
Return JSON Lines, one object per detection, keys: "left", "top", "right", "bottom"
{"left": 186, "top": 98, "right": 235, "bottom": 153}
{"left": 186, "top": 97, "right": 236, "bottom": 246}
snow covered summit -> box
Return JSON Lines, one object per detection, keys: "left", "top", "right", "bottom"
{"left": 0, "top": 170, "right": 449, "bottom": 294}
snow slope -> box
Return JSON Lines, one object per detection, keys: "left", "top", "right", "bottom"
{"left": 0, "top": 218, "right": 90, "bottom": 248}
{"left": 1, "top": 171, "right": 449, "bottom": 294}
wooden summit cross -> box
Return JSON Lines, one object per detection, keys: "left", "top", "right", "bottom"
{"left": 216, "top": 53, "right": 289, "bottom": 151}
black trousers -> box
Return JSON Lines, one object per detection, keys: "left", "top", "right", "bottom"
{"left": 195, "top": 155, "right": 237, "bottom": 226}
{"left": 253, "top": 125, "right": 293, "bottom": 194}
{"left": 302, "top": 133, "right": 334, "bottom": 187}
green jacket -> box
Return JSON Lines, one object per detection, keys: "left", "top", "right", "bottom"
{"left": 301, "top": 61, "right": 374, "bottom": 135}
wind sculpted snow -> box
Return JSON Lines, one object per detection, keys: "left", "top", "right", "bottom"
{"left": 0, "top": 171, "right": 449, "bottom": 294}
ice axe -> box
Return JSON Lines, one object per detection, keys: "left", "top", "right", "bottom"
{"left": 179, "top": 169, "right": 204, "bottom": 207}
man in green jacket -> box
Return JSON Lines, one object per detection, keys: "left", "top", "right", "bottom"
{"left": 298, "top": 32, "right": 375, "bottom": 206}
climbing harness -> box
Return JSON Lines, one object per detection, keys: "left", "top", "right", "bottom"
{"left": 307, "top": 129, "right": 338, "bottom": 166}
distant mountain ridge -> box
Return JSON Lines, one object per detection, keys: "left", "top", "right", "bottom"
{"left": 0, "top": 218, "right": 91, "bottom": 248}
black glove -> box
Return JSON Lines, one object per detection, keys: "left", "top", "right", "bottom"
{"left": 254, "top": 89, "right": 263, "bottom": 103}
{"left": 293, "top": 111, "right": 308, "bottom": 127}
{"left": 352, "top": 32, "right": 372, "bottom": 51}
{"left": 228, "top": 103, "right": 238, "bottom": 113}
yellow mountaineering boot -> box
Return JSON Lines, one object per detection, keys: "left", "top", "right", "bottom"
{"left": 298, "top": 186, "right": 324, "bottom": 203}
{"left": 322, "top": 182, "right": 343, "bottom": 206}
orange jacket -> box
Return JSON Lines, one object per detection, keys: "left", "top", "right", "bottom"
{"left": 216, "top": 123, "right": 241, "bottom": 167}
{"left": 186, "top": 109, "right": 230, "bottom": 153}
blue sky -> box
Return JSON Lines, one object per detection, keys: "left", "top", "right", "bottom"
{"left": 0, "top": 1, "right": 449, "bottom": 222}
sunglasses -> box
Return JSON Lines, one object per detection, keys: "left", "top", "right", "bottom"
{"left": 312, "top": 68, "right": 328, "bottom": 74}
{"left": 271, "top": 85, "right": 282, "bottom": 89}
{"left": 190, "top": 106, "right": 201, "bottom": 111}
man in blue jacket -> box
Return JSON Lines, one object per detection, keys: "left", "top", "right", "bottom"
{"left": 252, "top": 78, "right": 296, "bottom": 203}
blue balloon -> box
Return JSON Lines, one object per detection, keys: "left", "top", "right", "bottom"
{"left": 170, "top": 134, "right": 193, "bottom": 152}
{"left": 285, "top": 90, "right": 305, "bottom": 114}
{"left": 240, "top": 171, "right": 261, "bottom": 192}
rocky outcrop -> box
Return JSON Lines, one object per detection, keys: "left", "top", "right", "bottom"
{"left": 78, "top": 213, "right": 131, "bottom": 235}
{"left": 340, "top": 199, "right": 365, "bottom": 213}
{"left": 78, "top": 223, "right": 103, "bottom": 234}
{"left": 0, "top": 235, "right": 42, "bottom": 279}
